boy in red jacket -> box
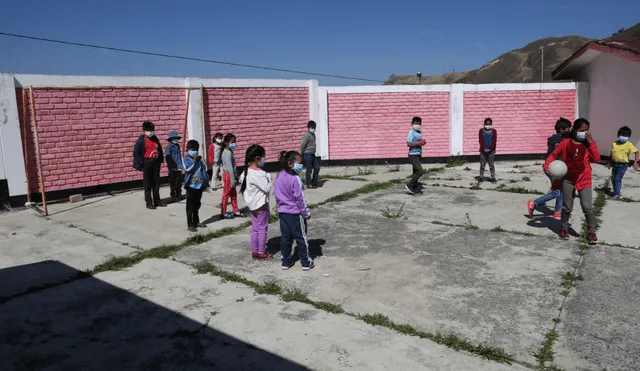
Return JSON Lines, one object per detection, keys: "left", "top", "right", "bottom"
{"left": 544, "top": 118, "right": 600, "bottom": 244}
{"left": 479, "top": 118, "right": 497, "bottom": 183}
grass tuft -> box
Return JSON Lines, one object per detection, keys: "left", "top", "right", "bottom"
{"left": 321, "top": 175, "right": 368, "bottom": 182}
{"left": 445, "top": 156, "right": 467, "bottom": 168}
{"left": 491, "top": 226, "right": 507, "bottom": 233}
{"left": 463, "top": 166, "right": 472, "bottom": 171}
{"left": 386, "top": 162, "right": 401, "bottom": 173}
{"left": 533, "top": 329, "right": 559, "bottom": 368}
{"left": 469, "top": 181, "right": 482, "bottom": 190}
{"left": 255, "top": 280, "right": 283, "bottom": 295}
{"left": 357, "top": 164, "right": 375, "bottom": 176}
{"left": 381, "top": 202, "right": 405, "bottom": 218}
{"left": 495, "top": 186, "right": 544, "bottom": 195}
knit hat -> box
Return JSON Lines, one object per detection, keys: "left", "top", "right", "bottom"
{"left": 167, "top": 130, "right": 181, "bottom": 141}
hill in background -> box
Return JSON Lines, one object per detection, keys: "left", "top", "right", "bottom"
{"left": 385, "top": 21, "right": 639, "bottom": 85}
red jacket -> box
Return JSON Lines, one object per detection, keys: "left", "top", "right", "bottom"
{"left": 479, "top": 128, "right": 497, "bottom": 152}
{"left": 544, "top": 138, "right": 600, "bottom": 191}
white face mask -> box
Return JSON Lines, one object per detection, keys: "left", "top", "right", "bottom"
{"left": 215, "top": 138, "right": 222, "bottom": 144}
{"left": 171, "top": 139, "right": 179, "bottom": 144}
{"left": 484, "top": 125, "right": 492, "bottom": 130}
{"left": 145, "top": 131, "right": 154, "bottom": 137}
{"left": 412, "top": 124, "right": 421, "bottom": 131}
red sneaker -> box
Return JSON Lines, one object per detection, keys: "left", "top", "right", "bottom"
{"left": 559, "top": 230, "right": 569, "bottom": 240}
{"left": 553, "top": 212, "right": 561, "bottom": 220}
{"left": 255, "top": 253, "right": 274, "bottom": 262}
{"left": 587, "top": 232, "right": 598, "bottom": 245}
{"left": 527, "top": 200, "right": 535, "bottom": 218}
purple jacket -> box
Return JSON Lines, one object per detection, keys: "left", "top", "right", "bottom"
{"left": 274, "top": 170, "right": 310, "bottom": 219}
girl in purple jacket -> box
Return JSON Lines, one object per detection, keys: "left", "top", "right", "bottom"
{"left": 274, "top": 150, "right": 314, "bottom": 271}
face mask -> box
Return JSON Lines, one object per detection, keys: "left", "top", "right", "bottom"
{"left": 145, "top": 131, "right": 154, "bottom": 137}
{"left": 309, "top": 129, "right": 316, "bottom": 134}
{"left": 215, "top": 138, "right": 222, "bottom": 144}
{"left": 575, "top": 132, "right": 586, "bottom": 140}
{"left": 258, "top": 158, "right": 265, "bottom": 167}
{"left": 619, "top": 136, "right": 629, "bottom": 143}
{"left": 293, "top": 163, "right": 304, "bottom": 174}
{"left": 412, "top": 124, "right": 421, "bottom": 131}
{"left": 484, "top": 125, "right": 492, "bottom": 130}
{"left": 229, "top": 143, "right": 237, "bottom": 150}
{"left": 171, "top": 139, "right": 179, "bottom": 144}
{"left": 188, "top": 150, "right": 198, "bottom": 157}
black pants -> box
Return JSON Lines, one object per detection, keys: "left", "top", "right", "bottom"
{"left": 408, "top": 155, "right": 425, "bottom": 187}
{"left": 143, "top": 159, "right": 161, "bottom": 206}
{"left": 169, "top": 170, "right": 183, "bottom": 198}
{"left": 186, "top": 188, "right": 203, "bottom": 227}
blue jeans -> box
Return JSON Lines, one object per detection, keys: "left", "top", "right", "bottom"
{"left": 279, "top": 213, "right": 312, "bottom": 267}
{"left": 303, "top": 154, "right": 320, "bottom": 186}
{"left": 534, "top": 190, "right": 563, "bottom": 213}
{"left": 611, "top": 163, "right": 628, "bottom": 197}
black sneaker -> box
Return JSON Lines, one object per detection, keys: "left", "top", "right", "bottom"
{"left": 187, "top": 226, "right": 197, "bottom": 232}
{"left": 146, "top": 204, "right": 156, "bottom": 210}
{"left": 414, "top": 187, "right": 423, "bottom": 194}
{"left": 490, "top": 178, "right": 497, "bottom": 184}
{"left": 302, "top": 262, "right": 315, "bottom": 271}
{"left": 234, "top": 211, "right": 244, "bottom": 218}
{"left": 281, "top": 261, "right": 295, "bottom": 270}
{"left": 405, "top": 184, "right": 416, "bottom": 195}
{"left": 155, "top": 202, "right": 167, "bottom": 208}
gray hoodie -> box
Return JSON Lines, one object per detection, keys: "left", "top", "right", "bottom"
{"left": 221, "top": 149, "right": 237, "bottom": 186}
{"left": 300, "top": 131, "right": 316, "bottom": 155}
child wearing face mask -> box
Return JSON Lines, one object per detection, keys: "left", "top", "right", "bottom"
{"left": 406, "top": 116, "right": 426, "bottom": 195}
{"left": 220, "top": 133, "right": 242, "bottom": 219}
{"left": 208, "top": 132, "right": 224, "bottom": 190}
{"left": 608, "top": 126, "right": 639, "bottom": 199}
{"left": 479, "top": 117, "right": 497, "bottom": 183}
{"left": 183, "top": 140, "right": 209, "bottom": 232}
{"left": 301, "top": 121, "right": 320, "bottom": 189}
{"left": 239, "top": 145, "right": 272, "bottom": 261}
{"left": 544, "top": 118, "right": 600, "bottom": 244}
{"left": 275, "top": 150, "right": 314, "bottom": 271}
{"left": 133, "top": 121, "right": 165, "bottom": 209}
{"left": 165, "top": 130, "right": 185, "bottom": 201}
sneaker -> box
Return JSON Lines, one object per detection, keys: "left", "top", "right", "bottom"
{"left": 553, "top": 212, "right": 561, "bottom": 220}
{"left": 234, "top": 211, "right": 244, "bottom": 218}
{"left": 146, "top": 204, "right": 156, "bottom": 210}
{"left": 281, "top": 261, "right": 295, "bottom": 270}
{"left": 255, "top": 253, "right": 274, "bottom": 262}
{"left": 490, "top": 178, "right": 497, "bottom": 184}
{"left": 615, "top": 195, "right": 621, "bottom": 200}
{"left": 587, "top": 232, "right": 598, "bottom": 245}
{"left": 559, "top": 230, "right": 569, "bottom": 240}
{"left": 197, "top": 223, "right": 207, "bottom": 228}
{"left": 414, "top": 187, "right": 423, "bottom": 194}
{"left": 187, "top": 226, "right": 197, "bottom": 232}
{"left": 405, "top": 184, "right": 416, "bottom": 195}
{"left": 302, "top": 262, "right": 315, "bottom": 271}
{"left": 155, "top": 202, "right": 167, "bottom": 208}
{"left": 306, "top": 184, "right": 312, "bottom": 189}
{"left": 223, "top": 212, "right": 234, "bottom": 219}
{"left": 527, "top": 200, "right": 535, "bottom": 218}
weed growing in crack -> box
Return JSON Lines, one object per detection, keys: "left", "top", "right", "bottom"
{"left": 357, "top": 164, "right": 375, "bottom": 176}
{"left": 465, "top": 213, "right": 479, "bottom": 230}
{"left": 321, "top": 175, "right": 368, "bottom": 182}
{"left": 255, "top": 280, "right": 283, "bottom": 295}
{"left": 495, "top": 186, "right": 544, "bottom": 195}
{"left": 470, "top": 181, "right": 482, "bottom": 190}
{"left": 491, "top": 226, "right": 507, "bottom": 232}
{"left": 522, "top": 176, "right": 531, "bottom": 182}
{"left": 561, "top": 270, "right": 583, "bottom": 296}
{"left": 425, "top": 166, "right": 446, "bottom": 174}
{"left": 513, "top": 164, "right": 524, "bottom": 169}
{"left": 381, "top": 203, "right": 405, "bottom": 218}
{"left": 282, "top": 289, "right": 345, "bottom": 314}
{"left": 509, "top": 179, "right": 518, "bottom": 184}
{"left": 386, "top": 162, "right": 401, "bottom": 173}
{"left": 533, "top": 329, "right": 559, "bottom": 369}
{"left": 446, "top": 156, "right": 467, "bottom": 168}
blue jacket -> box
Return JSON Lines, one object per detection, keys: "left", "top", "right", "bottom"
{"left": 165, "top": 142, "right": 184, "bottom": 171}
{"left": 183, "top": 155, "right": 209, "bottom": 190}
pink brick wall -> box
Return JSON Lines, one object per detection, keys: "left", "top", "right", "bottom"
{"left": 328, "top": 92, "right": 451, "bottom": 160}
{"left": 203, "top": 88, "right": 309, "bottom": 165}
{"left": 463, "top": 90, "right": 576, "bottom": 155}
{"left": 17, "top": 88, "right": 187, "bottom": 192}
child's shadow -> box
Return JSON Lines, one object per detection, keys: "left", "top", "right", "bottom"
{"left": 526, "top": 207, "right": 580, "bottom": 237}
{"left": 266, "top": 237, "right": 326, "bottom": 259}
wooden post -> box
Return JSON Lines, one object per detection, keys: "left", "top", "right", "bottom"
{"left": 28, "top": 87, "right": 48, "bottom": 216}
{"left": 21, "top": 88, "right": 31, "bottom": 203}
{"left": 199, "top": 85, "right": 206, "bottom": 163}
{"left": 181, "top": 89, "right": 191, "bottom": 150}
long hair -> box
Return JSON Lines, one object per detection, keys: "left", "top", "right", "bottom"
{"left": 279, "top": 150, "right": 301, "bottom": 175}
{"left": 240, "top": 144, "right": 265, "bottom": 194}
{"left": 217, "top": 133, "right": 236, "bottom": 165}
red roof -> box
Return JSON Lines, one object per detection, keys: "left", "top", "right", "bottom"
{"left": 552, "top": 36, "right": 640, "bottom": 79}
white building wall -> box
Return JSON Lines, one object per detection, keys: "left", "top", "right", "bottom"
{"left": 579, "top": 54, "right": 640, "bottom": 158}
{"left": 0, "top": 74, "right": 28, "bottom": 196}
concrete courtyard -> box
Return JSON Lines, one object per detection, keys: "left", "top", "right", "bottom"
{"left": 1, "top": 160, "right": 639, "bottom": 370}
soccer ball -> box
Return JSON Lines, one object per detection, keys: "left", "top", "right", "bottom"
{"left": 548, "top": 160, "right": 568, "bottom": 178}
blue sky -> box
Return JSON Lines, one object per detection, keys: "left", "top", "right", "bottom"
{"left": 0, "top": 0, "right": 637, "bottom": 85}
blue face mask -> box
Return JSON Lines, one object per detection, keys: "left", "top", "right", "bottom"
{"left": 619, "top": 136, "right": 629, "bottom": 143}
{"left": 309, "top": 129, "right": 316, "bottom": 134}
{"left": 229, "top": 143, "right": 237, "bottom": 150}
{"left": 575, "top": 132, "right": 586, "bottom": 140}
{"left": 258, "top": 158, "right": 265, "bottom": 167}
{"left": 188, "top": 150, "right": 198, "bottom": 157}
{"left": 293, "top": 163, "right": 304, "bottom": 174}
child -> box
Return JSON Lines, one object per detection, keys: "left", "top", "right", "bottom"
{"left": 608, "top": 126, "right": 639, "bottom": 199}
{"left": 165, "top": 130, "right": 184, "bottom": 201}
{"left": 275, "top": 150, "right": 314, "bottom": 271}
{"left": 219, "top": 133, "right": 243, "bottom": 219}
{"left": 132, "top": 121, "right": 165, "bottom": 209}
{"left": 406, "top": 116, "right": 426, "bottom": 195}
{"left": 183, "top": 140, "right": 209, "bottom": 232}
{"left": 300, "top": 121, "right": 320, "bottom": 189}
{"left": 544, "top": 118, "right": 600, "bottom": 244}
{"left": 479, "top": 117, "right": 497, "bottom": 183}
{"left": 208, "top": 132, "right": 224, "bottom": 190}
{"left": 527, "top": 118, "right": 572, "bottom": 219}
{"left": 240, "top": 145, "right": 272, "bottom": 261}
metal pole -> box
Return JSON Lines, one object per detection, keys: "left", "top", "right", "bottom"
{"left": 28, "top": 87, "right": 48, "bottom": 216}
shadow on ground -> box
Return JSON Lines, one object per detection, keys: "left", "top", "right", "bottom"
{"left": 0, "top": 261, "right": 309, "bottom": 371}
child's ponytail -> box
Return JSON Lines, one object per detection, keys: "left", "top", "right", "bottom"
{"left": 279, "top": 150, "right": 301, "bottom": 174}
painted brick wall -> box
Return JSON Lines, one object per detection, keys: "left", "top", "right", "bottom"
{"left": 16, "top": 88, "right": 187, "bottom": 192}
{"left": 203, "top": 88, "right": 309, "bottom": 165}
{"left": 328, "top": 92, "right": 450, "bottom": 160}
{"left": 463, "top": 90, "right": 576, "bottom": 155}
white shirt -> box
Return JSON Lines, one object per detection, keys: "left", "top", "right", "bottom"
{"left": 241, "top": 168, "right": 272, "bottom": 211}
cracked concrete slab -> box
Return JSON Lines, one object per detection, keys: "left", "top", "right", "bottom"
{"left": 0, "top": 259, "right": 526, "bottom": 371}
{"left": 174, "top": 186, "right": 580, "bottom": 365}
{"left": 0, "top": 210, "right": 135, "bottom": 298}
{"left": 555, "top": 247, "right": 640, "bottom": 371}
{"left": 599, "top": 201, "right": 640, "bottom": 248}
